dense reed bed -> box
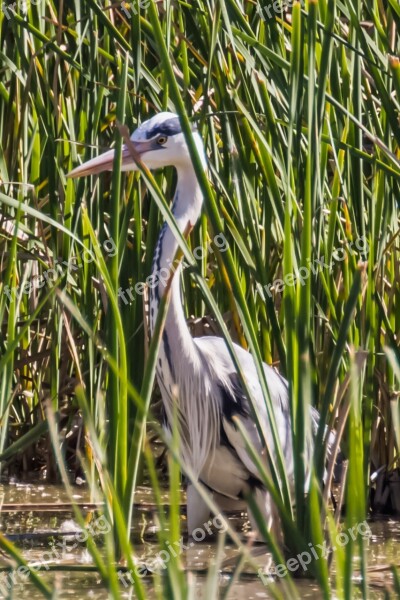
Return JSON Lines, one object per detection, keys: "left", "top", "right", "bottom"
{"left": 0, "top": 0, "right": 399, "bottom": 597}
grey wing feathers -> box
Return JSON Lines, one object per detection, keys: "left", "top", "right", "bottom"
{"left": 194, "top": 336, "right": 295, "bottom": 474}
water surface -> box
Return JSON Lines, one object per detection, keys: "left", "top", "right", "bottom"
{"left": 0, "top": 483, "right": 398, "bottom": 598}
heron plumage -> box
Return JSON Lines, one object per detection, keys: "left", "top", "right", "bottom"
{"left": 69, "top": 112, "right": 332, "bottom": 541}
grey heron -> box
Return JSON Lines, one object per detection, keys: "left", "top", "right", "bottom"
{"left": 68, "top": 112, "right": 327, "bottom": 540}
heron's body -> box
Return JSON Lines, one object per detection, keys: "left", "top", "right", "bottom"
{"left": 69, "top": 112, "right": 322, "bottom": 539}
{"left": 147, "top": 151, "right": 303, "bottom": 534}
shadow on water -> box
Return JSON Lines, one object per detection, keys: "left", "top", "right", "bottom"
{"left": 0, "top": 483, "right": 398, "bottom": 599}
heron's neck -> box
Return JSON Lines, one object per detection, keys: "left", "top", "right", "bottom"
{"left": 149, "top": 165, "right": 203, "bottom": 376}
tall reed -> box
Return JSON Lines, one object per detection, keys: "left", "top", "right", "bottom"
{"left": 0, "top": 0, "right": 399, "bottom": 597}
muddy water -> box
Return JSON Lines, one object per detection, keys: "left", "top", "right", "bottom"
{"left": 0, "top": 483, "right": 398, "bottom": 599}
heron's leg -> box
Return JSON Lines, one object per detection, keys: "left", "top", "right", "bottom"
{"left": 247, "top": 489, "right": 283, "bottom": 546}
{"left": 186, "top": 483, "right": 211, "bottom": 535}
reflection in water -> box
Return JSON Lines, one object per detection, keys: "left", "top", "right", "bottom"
{"left": 0, "top": 483, "right": 398, "bottom": 599}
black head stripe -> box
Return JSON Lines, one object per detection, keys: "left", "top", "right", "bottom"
{"left": 146, "top": 117, "right": 182, "bottom": 139}
{"left": 146, "top": 117, "right": 197, "bottom": 139}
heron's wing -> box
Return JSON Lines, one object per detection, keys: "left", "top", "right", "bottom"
{"left": 194, "top": 336, "right": 294, "bottom": 481}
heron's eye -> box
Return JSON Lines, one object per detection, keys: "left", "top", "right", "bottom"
{"left": 157, "top": 135, "right": 168, "bottom": 145}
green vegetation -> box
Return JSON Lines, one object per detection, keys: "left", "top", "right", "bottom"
{"left": 0, "top": 0, "right": 399, "bottom": 598}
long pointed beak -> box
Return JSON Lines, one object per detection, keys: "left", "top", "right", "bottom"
{"left": 67, "top": 140, "right": 153, "bottom": 178}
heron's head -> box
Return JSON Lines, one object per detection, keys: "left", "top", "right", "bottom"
{"left": 68, "top": 112, "right": 206, "bottom": 178}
